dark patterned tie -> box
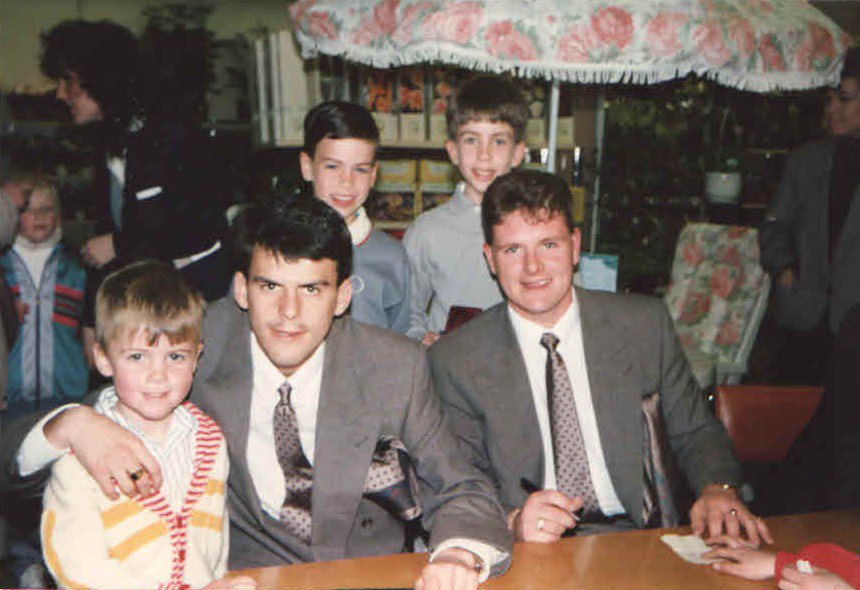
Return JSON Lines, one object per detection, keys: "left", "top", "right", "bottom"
{"left": 273, "top": 381, "right": 314, "bottom": 543}
{"left": 540, "top": 332, "right": 600, "bottom": 515}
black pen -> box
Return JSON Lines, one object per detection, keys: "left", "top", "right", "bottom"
{"left": 520, "top": 477, "right": 540, "bottom": 494}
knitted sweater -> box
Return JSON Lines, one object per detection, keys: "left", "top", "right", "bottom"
{"left": 41, "top": 402, "right": 229, "bottom": 590}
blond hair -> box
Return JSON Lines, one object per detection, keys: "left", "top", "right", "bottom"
{"left": 95, "top": 260, "right": 205, "bottom": 348}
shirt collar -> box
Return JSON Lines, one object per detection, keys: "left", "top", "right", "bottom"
{"left": 94, "top": 386, "right": 195, "bottom": 456}
{"left": 450, "top": 182, "right": 481, "bottom": 213}
{"left": 507, "top": 288, "right": 579, "bottom": 347}
{"left": 347, "top": 206, "right": 373, "bottom": 246}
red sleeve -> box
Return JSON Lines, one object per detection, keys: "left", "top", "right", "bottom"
{"left": 775, "top": 543, "right": 860, "bottom": 588}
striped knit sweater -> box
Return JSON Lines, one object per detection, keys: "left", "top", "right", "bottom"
{"left": 41, "top": 402, "right": 229, "bottom": 590}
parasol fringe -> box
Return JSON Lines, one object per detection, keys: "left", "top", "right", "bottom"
{"left": 295, "top": 34, "right": 841, "bottom": 93}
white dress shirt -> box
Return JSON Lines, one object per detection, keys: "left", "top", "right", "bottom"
{"left": 247, "top": 332, "right": 324, "bottom": 519}
{"left": 507, "top": 290, "right": 626, "bottom": 516}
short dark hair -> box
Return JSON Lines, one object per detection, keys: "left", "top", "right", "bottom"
{"left": 303, "top": 101, "right": 379, "bottom": 157}
{"left": 95, "top": 260, "right": 205, "bottom": 349}
{"left": 40, "top": 20, "right": 141, "bottom": 128}
{"left": 232, "top": 192, "right": 353, "bottom": 284}
{"left": 481, "top": 169, "right": 575, "bottom": 244}
{"left": 446, "top": 75, "right": 529, "bottom": 142}
{"left": 843, "top": 47, "right": 859, "bottom": 82}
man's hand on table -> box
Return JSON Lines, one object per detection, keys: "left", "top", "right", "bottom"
{"left": 44, "top": 405, "right": 161, "bottom": 499}
{"left": 416, "top": 548, "right": 481, "bottom": 590}
{"left": 510, "top": 490, "right": 582, "bottom": 543}
{"left": 690, "top": 484, "right": 773, "bottom": 547}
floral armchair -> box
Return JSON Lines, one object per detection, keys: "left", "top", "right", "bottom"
{"left": 664, "top": 223, "right": 770, "bottom": 389}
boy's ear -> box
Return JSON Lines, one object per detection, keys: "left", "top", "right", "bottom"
{"left": 445, "top": 139, "right": 459, "bottom": 166}
{"left": 92, "top": 343, "right": 114, "bottom": 378}
{"left": 299, "top": 151, "right": 315, "bottom": 182}
{"left": 512, "top": 141, "right": 526, "bottom": 168}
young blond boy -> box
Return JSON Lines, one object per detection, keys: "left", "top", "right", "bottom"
{"left": 40, "top": 261, "right": 252, "bottom": 589}
{"left": 1, "top": 179, "right": 88, "bottom": 423}
{"left": 403, "top": 75, "right": 528, "bottom": 344}
{"left": 299, "top": 101, "right": 411, "bottom": 334}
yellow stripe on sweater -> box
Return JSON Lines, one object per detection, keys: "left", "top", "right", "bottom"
{"left": 101, "top": 500, "right": 144, "bottom": 528}
{"left": 204, "top": 478, "right": 225, "bottom": 496}
{"left": 42, "top": 510, "right": 88, "bottom": 590}
{"left": 190, "top": 510, "right": 223, "bottom": 532}
{"left": 108, "top": 521, "right": 169, "bottom": 561}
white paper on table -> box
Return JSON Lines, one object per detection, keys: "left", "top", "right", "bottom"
{"left": 660, "top": 533, "right": 713, "bottom": 565}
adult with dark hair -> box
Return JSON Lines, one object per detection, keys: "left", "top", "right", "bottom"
{"left": 760, "top": 47, "right": 860, "bottom": 384}
{"left": 2, "top": 194, "right": 513, "bottom": 590}
{"left": 430, "top": 169, "right": 768, "bottom": 546}
{"left": 41, "top": 19, "right": 230, "bottom": 304}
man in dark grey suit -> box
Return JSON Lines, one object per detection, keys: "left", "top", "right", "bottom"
{"left": 1, "top": 195, "right": 511, "bottom": 589}
{"left": 760, "top": 47, "right": 860, "bottom": 383}
{"left": 430, "top": 170, "right": 771, "bottom": 546}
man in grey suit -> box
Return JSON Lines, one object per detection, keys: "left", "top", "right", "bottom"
{"left": 1, "top": 195, "right": 511, "bottom": 589}
{"left": 430, "top": 169, "right": 771, "bottom": 545}
{"left": 760, "top": 47, "right": 860, "bottom": 383}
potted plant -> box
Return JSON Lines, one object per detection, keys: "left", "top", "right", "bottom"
{"left": 703, "top": 105, "right": 743, "bottom": 205}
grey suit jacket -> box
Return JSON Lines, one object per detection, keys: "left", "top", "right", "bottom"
{"left": 194, "top": 298, "right": 511, "bottom": 570}
{"left": 760, "top": 138, "right": 860, "bottom": 333}
{"left": 429, "top": 290, "right": 741, "bottom": 527}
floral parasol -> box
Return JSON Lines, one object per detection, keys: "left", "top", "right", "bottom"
{"left": 291, "top": 0, "right": 850, "bottom": 93}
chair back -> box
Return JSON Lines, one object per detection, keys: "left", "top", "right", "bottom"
{"left": 664, "top": 223, "right": 767, "bottom": 387}
{"left": 714, "top": 385, "right": 824, "bottom": 463}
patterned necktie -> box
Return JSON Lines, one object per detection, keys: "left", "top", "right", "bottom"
{"left": 273, "top": 381, "right": 314, "bottom": 543}
{"left": 540, "top": 332, "right": 600, "bottom": 515}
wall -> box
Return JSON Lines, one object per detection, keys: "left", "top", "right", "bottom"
{"left": 0, "top": 0, "right": 293, "bottom": 92}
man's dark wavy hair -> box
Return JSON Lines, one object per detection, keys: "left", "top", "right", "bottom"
{"left": 481, "top": 169, "right": 576, "bottom": 244}
{"left": 40, "top": 19, "right": 141, "bottom": 129}
{"left": 231, "top": 192, "right": 353, "bottom": 285}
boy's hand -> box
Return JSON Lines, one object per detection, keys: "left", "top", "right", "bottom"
{"left": 15, "top": 300, "right": 29, "bottom": 323}
{"left": 779, "top": 565, "right": 853, "bottom": 590}
{"left": 416, "top": 548, "right": 481, "bottom": 590}
{"left": 512, "top": 490, "right": 581, "bottom": 543}
{"left": 81, "top": 233, "right": 116, "bottom": 268}
{"left": 421, "top": 332, "right": 441, "bottom": 346}
{"left": 44, "top": 406, "right": 162, "bottom": 499}
{"left": 707, "top": 546, "right": 777, "bottom": 581}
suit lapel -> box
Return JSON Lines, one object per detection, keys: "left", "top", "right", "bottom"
{"left": 196, "top": 304, "right": 265, "bottom": 524}
{"left": 311, "top": 319, "right": 380, "bottom": 562}
{"left": 474, "top": 306, "right": 544, "bottom": 491}
{"left": 577, "top": 289, "right": 644, "bottom": 524}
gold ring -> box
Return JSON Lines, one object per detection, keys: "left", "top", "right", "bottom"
{"left": 536, "top": 518, "right": 545, "bottom": 531}
{"left": 128, "top": 468, "right": 146, "bottom": 482}
{"left": 728, "top": 508, "right": 738, "bottom": 516}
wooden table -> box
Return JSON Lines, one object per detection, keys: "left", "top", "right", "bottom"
{"left": 236, "top": 510, "right": 860, "bottom": 589}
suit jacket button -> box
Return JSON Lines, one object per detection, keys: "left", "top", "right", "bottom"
{"left": 361, "top": 517, "right": 374, "bottom": 529}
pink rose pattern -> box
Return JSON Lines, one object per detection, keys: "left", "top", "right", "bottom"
{"left": 484, "top": 21, "right": 537, "bottom": 61}
{"left": 420, "top": 2, "right": 483, "bottom": 45}
{"left": 666, "top": 224, "right": 766, "bottom": 364}
{"left": 295, "top": 1, "right": 843, "bottom": 81}
{"left": 646, "top": 12, "right": 687, "bottom": 58}
{"left": 591, "top": 7, "right": 633, "bottom": 50}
